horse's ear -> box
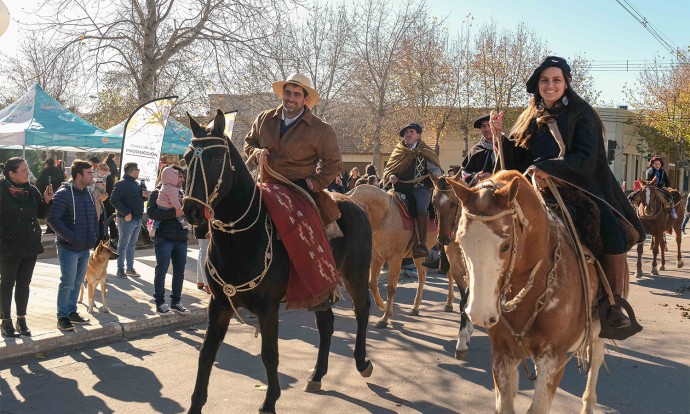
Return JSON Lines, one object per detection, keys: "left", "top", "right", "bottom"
{"left": 211, "top": 109, "right": 225, "bottom": 138}
{"left": 495, "top": 176, "right": 520, "bottom": 206}
{"left": 506, "top": 177, "right": 520, "bottom": 202}
{"left": 188, "top": 112, "right": 206, "bottom": 138}
{"left": 447, "top": 177, "right": 472, "bottom": 204}
{"left": 429, "top": 171, "right": 440, "bottom": 187}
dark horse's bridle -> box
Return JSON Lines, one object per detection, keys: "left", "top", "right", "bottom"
{"left": 184, "top": 135, "right": 264, "bottom": 234}
{"left": 184, "top": 135, "right": 273, "bottom": 321}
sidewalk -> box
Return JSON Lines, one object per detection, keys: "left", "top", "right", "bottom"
{"left": 0, "top": 246, "right": 211, "bottom": 364}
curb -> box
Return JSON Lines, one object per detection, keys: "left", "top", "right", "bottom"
{"left": 121, "top": 309, "right": 207, "bottom": 338}
{"left": 0, "top": 309, "right": 207, "bottom": 365}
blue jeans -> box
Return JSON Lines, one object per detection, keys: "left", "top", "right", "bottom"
{"left": 153, "top": 236, "right": 187, "bottom": 305}
{"left": 682, "top": 213, "right": 690, "bottom": 232}
{"left": 56, "top": 246, "right": 90, "bottom": 318}
{"left": 117, "top": 217, "right": 141, "bottom": 272}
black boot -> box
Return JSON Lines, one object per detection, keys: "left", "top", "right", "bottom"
{"left": 16, "top": 317, "right": 31, "bottom": 336}
{"left": 413, "top": 216, "right": 429, "bottom": 259}
{"left": 1, "top": 319, "right": 21, "bottom": 338}
{"left": 601, "top": 254, "right": 632, "bottom": 329}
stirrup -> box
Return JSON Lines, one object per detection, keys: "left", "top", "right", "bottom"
{"left": 412, "top": 244, "right": 428, "bottom": 259}
{"left": 598, "top": 296, "right": 643, "bottom": 340}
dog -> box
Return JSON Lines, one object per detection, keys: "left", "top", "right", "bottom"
{"left": 78, "top": 240, "right": 119, "bottom": 314}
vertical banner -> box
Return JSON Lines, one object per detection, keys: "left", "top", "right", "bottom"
{"left": 119, "top": 96, "right": 177, "bottom": 186}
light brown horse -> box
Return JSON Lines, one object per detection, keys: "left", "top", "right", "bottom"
{"left": 630, "top": 178, "right": 684, "bottom": 277}
{"left": 447, "top": 170, "right": 607, "bottom": 414}
{"left": 429, "top": 173, "right": 474, "bottom": 359}
{"left": 349, "top": 184, "right": 450, "bottom": 328}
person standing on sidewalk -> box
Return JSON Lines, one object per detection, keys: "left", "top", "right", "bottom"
{"left": 35, "top": 158, "right": 65, "bottom": 235}
{"left": 1, "top": 158, "right": 53, "bottom": 337}
{"left": 147, "top": 166, "right": 190, "bottom": 315}
{"left": 47, "top": 159, "right": 98, "bottom": 331}
{"left": 682, "top": 193, "right": 690, "bottom": 234}
{"left": 110, "top": 162, "right": 149, "bottom": 279}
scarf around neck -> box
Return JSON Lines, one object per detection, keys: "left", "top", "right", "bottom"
{"left": 382, "top": 139, "right": 440, "bottom": 183}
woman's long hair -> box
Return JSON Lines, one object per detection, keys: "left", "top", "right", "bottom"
{"left": 510, "top": 76, "right": 603, "bottom": 148}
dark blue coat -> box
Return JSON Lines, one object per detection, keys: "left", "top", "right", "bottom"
{"left": 110, "top": 174, "right": 145, "bottom": 220}
{"left": 147, "top": 189, "right": 188, "bottom": 242}
{"left": 47, "top": 182, "right": 99, "bottom": 251}
{"left": 500, "top": 103, "right": 644, "bottom": 249}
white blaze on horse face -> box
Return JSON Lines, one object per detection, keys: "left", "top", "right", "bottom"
{"left": 645, "top": 187, "right": 650, "bottom": 206}
{"left": 458, "top": 216, "right": 508, "bottom": 329}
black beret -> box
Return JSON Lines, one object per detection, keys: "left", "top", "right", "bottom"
{"left": 526, "top": 56, "right": 572, "bottom": 94}
{"left": 399, "top": 123, "right": 423, "bottom": 137}
{"left": 473, "top": 114, "right": 490, "bottom": 129}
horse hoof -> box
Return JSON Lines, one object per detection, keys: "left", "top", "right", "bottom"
{"left": 659, "top": 265, "right": 666, "bottom": 271}
{"left": 651, "top": 268, "right": 659, "bottom": 275}
{"left": 444, "top": 304, "right": 454, "bottom": 312}
{"left": 100, "top": 306, "right": 110, "bottom": 313}
{"left": 303, "top": 380, "right": 321, "bottom": 393}
{"left": 359, "top": 360, "right": 374, "bottom": 378}
{"left": 409, "top": 308, "right": 419, "bottom": 316}
{"left": 374, "top": 320, "right": 388, "bottom": 329}
{"left": 376, "top": 304, "right": 386, "bottom": 312}
{"left": 634, "top": 271, "right": 642, "bottom": 278}
{"left": 677, "top": 260, "right": 684, "bottom": 268}
{"left": 455, "top": 349, "right": 469, "bottom": 360}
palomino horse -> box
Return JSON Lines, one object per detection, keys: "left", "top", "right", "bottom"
{"left": 349, "top": 184, "right": 449, "bottom": 328}
{"left": 183, "top": 111, "right": 373, "bottom": 414}
{"left": 447, "top": 170, "right": 606, "bottom": 414}
{"left": 630, "top": 178, "right": 684, "bottom": 277}
{"left": 429, "top": 173, "right": 473, "bottom": 360}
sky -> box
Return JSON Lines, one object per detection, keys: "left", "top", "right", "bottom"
{"left": 1, "top": 0, "right": 688, "bottom": 106}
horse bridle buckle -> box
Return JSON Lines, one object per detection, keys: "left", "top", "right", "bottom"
{"left": 193, "top": 147, "right": 204, "bottom": 157}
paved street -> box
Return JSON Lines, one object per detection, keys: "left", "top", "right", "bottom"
{"left": 1, "top": 240, "right": 689, "bottom": 413}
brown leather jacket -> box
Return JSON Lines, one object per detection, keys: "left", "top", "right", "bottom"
{"left": 244, "top": 105, "right": 342, "bottom": 192}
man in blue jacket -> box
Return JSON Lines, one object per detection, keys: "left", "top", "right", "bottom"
{"left": 47, "top": 160, "right": 98, "bottom": 331}
{"left": 110, "top": 162, "right": 149, "bottom": 278}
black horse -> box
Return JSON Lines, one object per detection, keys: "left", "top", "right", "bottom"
{"left": 183, "top": 110, "right": 374, "bottom": 414}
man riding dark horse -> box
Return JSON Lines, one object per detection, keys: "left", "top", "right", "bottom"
{"left": 382, "top": 123, "right": 443, "bottom": 259}
{"left": 244, "top": 73, "right": 343, "bottom": 311}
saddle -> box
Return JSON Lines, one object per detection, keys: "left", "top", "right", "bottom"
{"left": 314, "top": 190, "right": 341, "bottom": 226}
{"left": 388, "top": 190, "right": 414, "bottom": 220}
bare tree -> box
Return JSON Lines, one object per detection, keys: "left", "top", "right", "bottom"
{"left": 568, "top": 54, "right": 601, "bottom": 105}
{"left": 472, "top": 22, "right": 547, "bottom": 116}
{"left": 349, "top": 0, "right": 434, "bottom": 170}
{"left": 0, "top": 33, "right": 87, "bottom": 107}
{"left": 32, "top": 0, "right": 287, "bottom": 105}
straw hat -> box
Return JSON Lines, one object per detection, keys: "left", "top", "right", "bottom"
{"left": 272, "top": 73, "right": 320, "bottom": 108}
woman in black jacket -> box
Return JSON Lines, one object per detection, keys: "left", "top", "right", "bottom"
{"left": 497, "top": 56, "right": 645, "bottom": 334}
{"left": 0, "top": 158, "right": 53, "bottom": 337}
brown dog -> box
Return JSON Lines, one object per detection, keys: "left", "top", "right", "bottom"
{"left": 78, "top": 240, "right": 119, "bottom": 314}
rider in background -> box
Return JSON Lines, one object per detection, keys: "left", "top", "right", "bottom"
{"left": 382, "top": 123, "right": 442, "bottom": 260}
{"left": 460, "top": 114, "right": 497, "bottom": 186}
{"left": 645, "top": 156, "right": 677, "bottom": 218}
{"left": 496, "top": 56, "right": 645, "bottom": 332}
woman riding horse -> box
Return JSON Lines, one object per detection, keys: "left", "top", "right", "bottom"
{"left": 645, "top": 156, "right": 677, "bottom": 219}
{"left": 495, "top": 56, "right": 645, "bottom": 332}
